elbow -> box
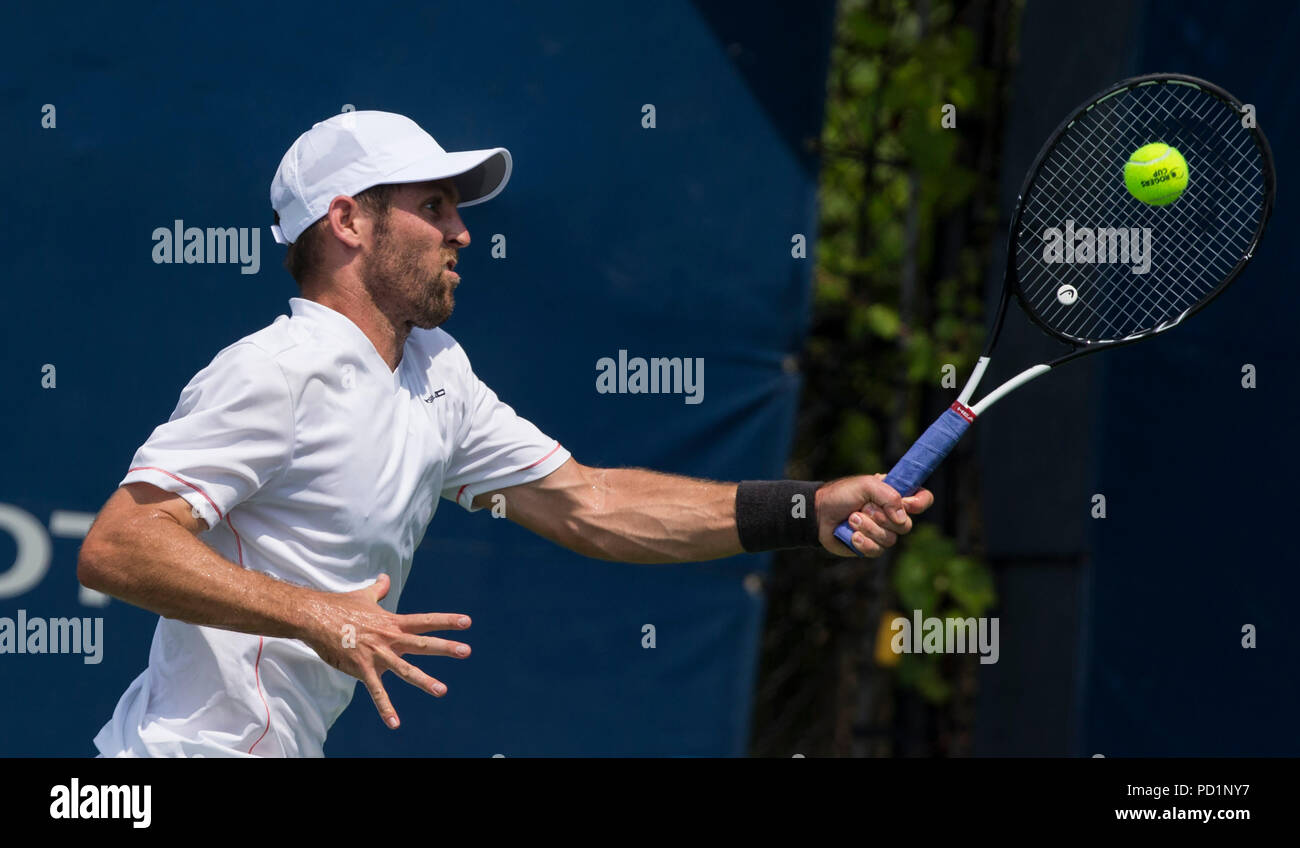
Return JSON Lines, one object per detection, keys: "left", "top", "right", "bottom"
{"left": 77, "top": 528, "right": 121, "bottom": 596}
{"left": 76, "top": 539, "right": 107, "bottom": 594}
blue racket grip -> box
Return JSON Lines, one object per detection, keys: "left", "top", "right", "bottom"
{"left": 833, "top": 402, "right": 975, "bottom": 554}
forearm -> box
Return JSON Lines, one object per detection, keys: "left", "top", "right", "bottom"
{"left": 550, "top": 467, "right": 742, "bottom": 564}
{"left": 78, "top": 515, "right": 319, "bottom": 642}
{"left": 495, "top": 458, "right": 935, "bottom": 563}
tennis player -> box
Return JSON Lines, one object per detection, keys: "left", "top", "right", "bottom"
{"left": 78, "top": 111, "right": 933, "bottom": 757}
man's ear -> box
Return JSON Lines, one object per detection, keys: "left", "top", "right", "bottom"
{"left": 324, "top": 195, "right": 365, "bottom": 249}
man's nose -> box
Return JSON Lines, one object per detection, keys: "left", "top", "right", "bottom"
{"left": 448, "top": 210, "right": 470, "bottom": 247}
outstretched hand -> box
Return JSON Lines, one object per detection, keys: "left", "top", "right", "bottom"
{"left": 299, "top": 573, "right": 472, "bottom": 729}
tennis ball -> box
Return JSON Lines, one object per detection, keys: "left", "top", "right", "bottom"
{"left": 1123, "top": 142, "right": 1189, "bottom": 206}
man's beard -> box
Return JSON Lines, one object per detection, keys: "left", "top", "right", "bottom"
{"left": 361, "top": 217, "right": 456, "bottom": 329}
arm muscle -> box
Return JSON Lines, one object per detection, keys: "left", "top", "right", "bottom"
{"left": 475, "top": 459, "right": 742, "bottom": 563}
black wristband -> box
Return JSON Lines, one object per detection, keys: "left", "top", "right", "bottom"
{"left": 735, "top": 480, "right": 824, "bottom": 552}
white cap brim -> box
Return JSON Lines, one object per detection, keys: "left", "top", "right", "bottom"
{"left": 380, "top": 148, "right": 513, "bottom": 208}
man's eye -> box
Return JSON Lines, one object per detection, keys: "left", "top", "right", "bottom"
{"left": 425, "top": 199, "right": 441, "bottom": 212}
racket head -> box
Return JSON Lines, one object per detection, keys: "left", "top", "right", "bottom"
{"left": 1007, "top": 73, "right": 1275, "bottom": 350}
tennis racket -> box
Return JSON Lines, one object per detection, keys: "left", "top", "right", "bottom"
{"left": 834, "top": 72, "right": 1276, "bottom": 554}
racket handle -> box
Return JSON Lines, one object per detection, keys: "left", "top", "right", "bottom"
{"left": 833, "top": 402, "right": 975, "bottom": 554}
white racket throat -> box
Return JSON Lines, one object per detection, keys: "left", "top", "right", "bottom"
{"left": 957, "top": 357, "right": 1052, "bottom": 416}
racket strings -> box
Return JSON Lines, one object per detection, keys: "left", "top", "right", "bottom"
{"left": 1014, "top": 80, "right": 1266, "bottom": 344}
{"left": 1024, "top": 87, "right": 1259, "bottom": 338}
{"left": 1029, "top": 92, "right": 1250, "bottom": 336}
{"left": 1031, "top": 95, "right": 1252, "bottom": 334}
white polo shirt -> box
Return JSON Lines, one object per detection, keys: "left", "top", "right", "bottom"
{"left": 93, "top": 297, "right": 569, "bottom": 757}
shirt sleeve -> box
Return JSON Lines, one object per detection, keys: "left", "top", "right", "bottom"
{"left": 440, "top": 348, "right": 570, "bottom": 512}
{"left": 118, "top": 342, "right": 295, "bottom": 530}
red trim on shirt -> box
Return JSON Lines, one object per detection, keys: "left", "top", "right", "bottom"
{"left": 127, "top": 466, "right": 224, "bottom": 521}
{"left": 227, "top": 513, "right": 245, "bottom": 568}
{"left": 456, "top": 443, "right": 565, "bottom": 506}
{"left": 247, "top": 634, "right": 271, "bottom": 755}
{"left": 520, "top": 443, "right": 562, "bottom": 471}
{"left": 227, "top": 511, "right": 271, "bottom": 756}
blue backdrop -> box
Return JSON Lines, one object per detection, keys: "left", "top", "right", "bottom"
{"left": 0, "top": 0, "right": 835, "bottom": 755}
{"left": 1080, "top": 0, "right": 1299, "bottom": 756}
{"left": 974, "top": 0, "right": 1299, "bottom": 756}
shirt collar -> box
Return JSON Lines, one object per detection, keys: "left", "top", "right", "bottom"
{"left": 289, "top": 297, "right": 403, "bottom": 378}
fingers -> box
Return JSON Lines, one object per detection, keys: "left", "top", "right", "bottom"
{"left": 363, "top": 669, "right": 400, "bottom": 729}
{"left": 379, "top": 650, "right": 448, "bottom": 699}
{"left": 367, "top": 573, "right": 391, "bottom": 603}
{"left": 821, "top": 475, "right": 936, "bottom": 558}
{"left": 861, "top": 501, "right": 911, "bottom": 535}
{"left": 843, "top": 529, "right": 885, "bottom": 558}
{"left": 394, "top": 634, "right": 472, "bottom": 658}
{"left": 860, "top": 477, "right": 909, "bottom": 527}
{"left": 397, "top": 612, "right": 472, "bottom": 634}
{"left": 364, "top": 654, "right": 452, "bottom": 731}
{"left": 820, "top": 504, "right": 898, "bottom": 558}
{"left": 329, "top": 591, "right": 470, "bottom": 731}
{"left": 847, "top": 510, "right": 898, "bottom": 548}
{"left": 902, "top": 487, "right": 934, "bottom": 514}
{"left": 871, "top": 476, "right": 932, "bottom": 516}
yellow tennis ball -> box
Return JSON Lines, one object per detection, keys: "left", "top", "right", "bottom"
{"left": 1124, "top": 142, "right": 1189, "bottom": 205}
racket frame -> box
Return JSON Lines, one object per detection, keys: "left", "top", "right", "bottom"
{"left": 1005, "top": 73, "right": 1276, "bottom": 353}
{"left": 832, "top": 72, "right": 1276, "bottom": 554}
{"left": 951, "top": 73, "right": 1275, "bottom": 417}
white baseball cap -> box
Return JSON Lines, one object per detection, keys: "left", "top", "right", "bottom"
{"left": 270, "top": 110, "right": 512, "bottom": 245}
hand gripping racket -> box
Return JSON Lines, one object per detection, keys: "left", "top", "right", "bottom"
{"left": 834, "top": 73, "right": 1275, "bottom": 554}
